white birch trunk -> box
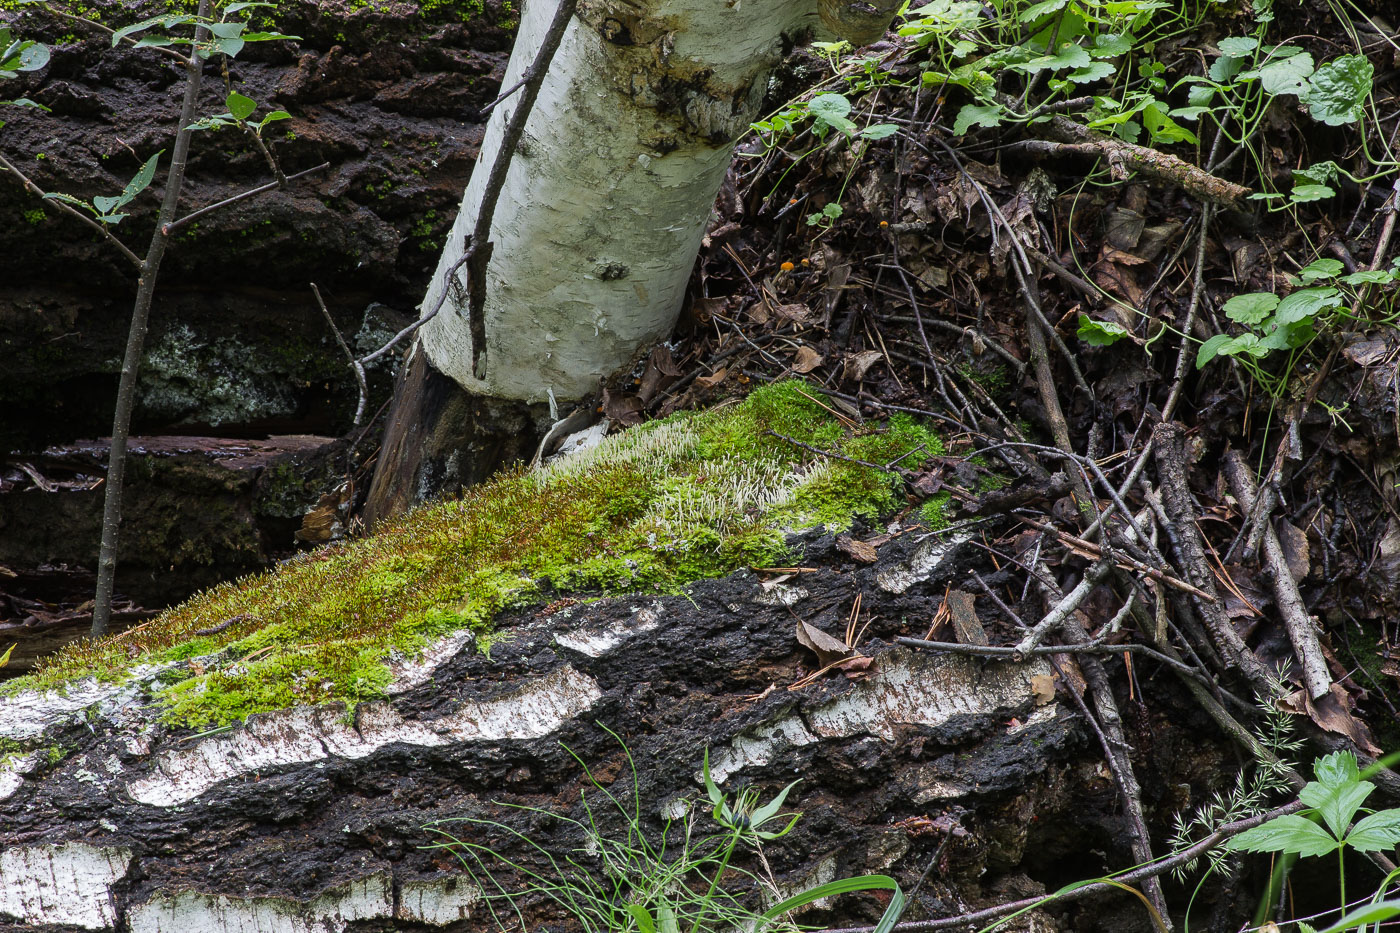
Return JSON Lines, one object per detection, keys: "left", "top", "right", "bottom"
{"left": 417, "top": 0, "right": 895, "bottom": 403}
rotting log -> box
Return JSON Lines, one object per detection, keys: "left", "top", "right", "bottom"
{"left": 0, "top": 531, "right": 1108, "bottom": 933}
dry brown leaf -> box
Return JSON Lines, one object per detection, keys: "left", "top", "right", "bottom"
{"left": 843, "top": 349, "right": 884, "bottom": 383}
{"left": 602, "top": 388, "right": 644, "bottom": 426}
{"left": 1274, "top": 519, "right": 1310, "bottom": 582}
{"left": 1279, "top": 685, "right": 1382, "bottom": 756}
{"left": 792, "top": 345, "right": 824, "bottom": 373}
{"left": 1030, "top": 674, "right": 1056, "bottom": 706}
{"left": 774, "top": 303, "right": 814, "bottom": 325}
{"left": 796, "top": 619, "right": 855, "bottom": 667}
{"left": 694, "top": 368, "right": 727, "bottom": 389}
{"left": 836, "top": 535, "right": 878, "bottom": 564}
{"left": 946, "top": 589, "right": 988, "bottom": 647}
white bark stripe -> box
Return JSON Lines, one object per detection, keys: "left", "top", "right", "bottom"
{"left": 127, "top": 665, "right": 602, "bottom": 807}
{"left": 0, "top": 843, "right": 132, "bottom": 929}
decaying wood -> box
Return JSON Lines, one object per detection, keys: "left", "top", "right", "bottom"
{"left": 1221, "top": 447, "right": 1333, "bottom": 701}
{"left": 1152, "top": 423, "right": 1273, "bottom": 697}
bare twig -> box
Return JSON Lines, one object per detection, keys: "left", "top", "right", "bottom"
{"left": 92, "top": 0, "right": 211, "bottom": 638}
{"left": 311, "top": 284, "right": 368, "bottom": 427}
{"left": 163, "top": 162, "right": 329, "bottom": 235}
{"left": 1222, "top": 447, "right": 1332, "bottom": 700}
{"left": 1152, "top": 423, "right": 1273, "bottom": 697}
{"left": 0, "top": 151, "right": 143, "bottom": 267}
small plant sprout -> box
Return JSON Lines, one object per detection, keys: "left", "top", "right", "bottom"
{"left": 1226, "top": 752, "right": 1400, "bottom": 928}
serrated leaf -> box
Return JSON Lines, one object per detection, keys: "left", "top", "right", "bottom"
{"left": 1303, "top": 779, "right": 1374, "bottom": 838}
{"left": 1341, "top": 270, "right": 1392, "bottom": 285}
{"left": 1225, "top": 814, "right": 1340, "bottom": 857}
{"left": 1091, "top": 33, "right": 1132, "bottom": 58}
{"left": 1068, "top": 61, "right": 1115, "bottom": 83}
{"left": 860, "top": 123, "right": 898, "bottom": 140}
{"left": 226, "top": 91, "right": 256, "bottom": 121}
{"left": 1210, "top": 54, "right": 1244, "bottom": 83}
{"left": 809, "top": 92, "right": 851, "bottom": 121}
{"left": 1223, "top": 292, "right": 1279, "bottom": 325}
{"left": 1016, "top": 42, "right": 1091, "bottom": 74}
{"left": 1295, "top": 258, "right": 1343, "bottom": 283}
{"left": 954, "top": 103, "right": 1002, "bottom": 135}
{"left": 1256, "top": 51, "right": 1314, "bottom": 96}
{"left": 1345, "top": 809, "right": 1400, "bottom": 852}
{"left": 1302, "top": 54, "right": 1373, "bottom": 126}
{"left": 1077, "top": 314, "right": 1129, "bottom": 346}
{"left": 1274, "top": 286, "right": 1342, "bottom": 326}
{"left": 1196, "top": 333, "right": 1233, "bottom": 368}
{"left": 1016, "top": 0, "right": 1067, "bottom": 22}
{"left": 1218, "top": 36, "right": 1258, "bottom": 56}
{"left": 1294, "top": 161, "right": 1340, "bottom": 186}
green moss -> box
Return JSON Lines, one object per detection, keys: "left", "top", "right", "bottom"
{"left": 22, "top": 208, "right": 44, "bottom": 225}
{"left": 8, "top": 381, "right": 947, "bottom": 728}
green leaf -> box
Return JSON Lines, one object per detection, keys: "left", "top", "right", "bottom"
{"left": 1016, "top": 0, "right": 1067, "bottom": 23}
{"left": 1218, "top": 36, "right": 1258, "bottom": 56}
{"left": 1091, "top": 33, "right": 1132, "bottom": 58}
{"left": 1294, "top": 258, "right": 1342, "bottom": 283}
{"left": 1294, "top": 160, "right": 1340, "bottom": 185}
{"left": 1222, "top": 292, "right": 1279, "bottom": 325}
{"left": 226, "top": 91, "right": 257, "bottom": 121}
{"left": 702, "top": 750, "right": 723, "bottom": 807}
{"left": 1346, "top": 809, "right": 1400, "bottom": 852}
{"left": 209, "top": 36, "right": 246, "bottom": 57}
{"left": 1197, "top": 333, "right": 1234, "bottom": 368}
{"left": 625, "top": 904, "right": 657, "bottom": 933}
{"left": 134, "top": 36, "right": 179, "bottom": 47}
{"left": 112, "top": 14, "right": 194, "bottom": 46}
{"left": 207, "top": 22, "right": 247, "bottom": 39}
{"left": 1273, "top": 286, "right": 1342, "bottom": 326}
{"left": 861, "top": 123, "right": 899, "bottom": 140}
{"left": 223, "top": 1, "right": 280, "bottom": 11}
{"left": 258, "top": 110, "right": 292, "bottom": 128}
{"left": 1209, "top": 55, "right": 1244, "bottom": 84}
{"left": 1312, "top": 900, "right": 1400, "bottom": 933}
{"left": 241, "top": 31, "right": 302, "bottom": 42}
{"left": 810, "top": 93, "right": 856, "bottom": 136}
{"left": 1225, "top": 814, "right": 1340, "bottom": 857}
{"left": 749, "top": 778, "right": 801, "bottom": 828}
{"left": 758, "top": 875, "right": 900, "bottom": 927}
{"left": 1068, "top": 61, "right": 1115, "bottom": 83}
{"left": 1077, "top": 315, "right": 1130, "bottom": 346}
{"left": 1303, "top": 779, "right": 1374, "bottom": 839}
{"left": 1289, "top": 184, "right": 1334, "bottom": 203}
{"left": 954, "top": 103, "right": 1002, "bottom": 135}
{"left": 1302, "top": 54, "right": 1373, "bottom": 126}
{"left": 1341, "top": 270, "right": 1392, "bottom": 285}
{"left": 1016, "top": 42, "right": 1091, "bottom": 74}
{"left": 1254, "top": 51, "right": 1314, "bottom": 96}
{"left": 1142, "top": 102, "right": 1196, "bottom": 144}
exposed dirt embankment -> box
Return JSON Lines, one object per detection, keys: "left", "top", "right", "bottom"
{"left": 0, "top": 0, "right": 512, "bottom": 450}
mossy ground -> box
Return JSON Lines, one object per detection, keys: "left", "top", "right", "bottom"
{"left": 8, "top": 381, "right": 944, "bottom": 729}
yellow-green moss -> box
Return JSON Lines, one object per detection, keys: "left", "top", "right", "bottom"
{"left": 8, "top": 381, "right": 944, "bottom": 728}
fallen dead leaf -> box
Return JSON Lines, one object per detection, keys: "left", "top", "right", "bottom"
{"left": 843, "top": 349, "right": 884, "bottom": 383}
{"left": 694, "top": 368, "right": 727, "bottom": 389}
{"left": 1279, "top": 684, "right": 1382, "bottom": 756}
{"left": 1030, "top": 674, "right": 1055, "bottom": 706}
{"left": 836, "top": 535, "right": 878, "bottom": 564}
{"left": 1274, "top": 519, "right": 1310, "bottom": 582}
{"left": 792, "top": 345, "right": 824, "bottom": 373}
{"left": 796, "top": 619, "right": 855, "bottom": 667}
